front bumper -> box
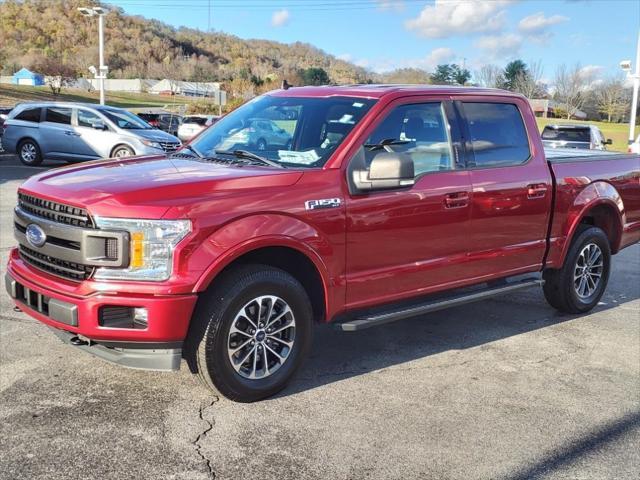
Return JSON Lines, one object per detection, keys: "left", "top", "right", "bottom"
{"left": 6, "top": 253, "right": 199, "bottom": 370}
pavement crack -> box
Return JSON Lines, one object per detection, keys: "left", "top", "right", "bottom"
{"left": 193, "top": 397, "right": 218, "bottom": 479}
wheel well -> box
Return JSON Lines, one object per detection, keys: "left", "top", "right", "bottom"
{"left": 578, "top": 204, "right": 621, "bottom": 252}
{"left": 219, "top": 246, "right": 326, "bottom": 323}
{"left": 18, "top": 137, "right": 38, "bottom": 148}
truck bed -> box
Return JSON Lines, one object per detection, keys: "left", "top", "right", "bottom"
{"left": 544, "top": 147, "right": 637, "bottom": 162}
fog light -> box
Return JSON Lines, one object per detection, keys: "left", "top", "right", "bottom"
{"left": 133, "top": 308, "right": 148, "bottom": 329}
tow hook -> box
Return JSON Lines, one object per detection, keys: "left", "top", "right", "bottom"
{"left": 70, "top": 336, "right": 89, "bottom": 346}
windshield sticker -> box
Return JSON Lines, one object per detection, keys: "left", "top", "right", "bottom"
{"left": 278, "top": 150, "right": 320, "bottom": 165}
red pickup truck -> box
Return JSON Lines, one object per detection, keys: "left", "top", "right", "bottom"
{"left": 6, "top": 85, "right": 640, "bottom": 402}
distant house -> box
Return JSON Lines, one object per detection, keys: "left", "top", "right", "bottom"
{"left": 12, "top": 68, "right": 45, "bottom": 86}
{"left": 529, "top": 98, "right": 587, "bottom": 120}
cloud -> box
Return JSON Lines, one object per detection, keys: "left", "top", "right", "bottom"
{"left": 419, "top": 47, "right": 456, "bottom": 70}
{"left": 405, "top": 0, "right": 513, "bottom": 38}
{"left": 271, "top": 9, "right": 290, "bottom": 27}
{"left": 518, "top": 12, "right": 569, "bottom": 34}
{"left": 475, "top": 33, "right": 523, "bottom": 60}
{"left": 518, "top": 12, "right": 568, "bottom": 43}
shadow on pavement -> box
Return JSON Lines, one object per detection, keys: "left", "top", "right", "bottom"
{"left": 283, "top": 287, "right": 639, "bottom": 397}
{"left": 0, "top": 153, "right": 68, "bottom": 186}
{"left": 505, "top": 410, "right": 640, "bottom": 479}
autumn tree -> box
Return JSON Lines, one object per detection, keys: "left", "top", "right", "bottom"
{"left": 553, "top": 63, "right": 593, "bottom": 119}
{"left": 28, "top": 55, "right": 78, "bottom": 96}
{"left": 594, "top": 75, "right": 627, "bottom": 122}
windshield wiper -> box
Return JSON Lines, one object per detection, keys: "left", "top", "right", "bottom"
{"left": 215, "top": 149, "right": 285, "bottom": 168}
{"left": 177, "top": 144, "right": 203, "bottom": 158}
{"left": 364, "top": 138, "right": 410, "bottom": 151}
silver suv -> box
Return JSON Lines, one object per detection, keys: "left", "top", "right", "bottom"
{"left": 1, "top": 102, "right": 181, "bottom": 166}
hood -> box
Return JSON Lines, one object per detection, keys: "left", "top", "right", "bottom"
{"left": 133, "top": 128, "right": 181, "bottom": 143}
{"left": 19, "top": 155, "right": 303, "bottom": 219}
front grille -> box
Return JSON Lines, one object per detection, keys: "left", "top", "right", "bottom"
{"left": 19, "top": 244, "right": 94, "bottom": 281}
{"left": 18, "top": 193, "right": 94, "bottom": 228}
{"left": 159, "top": 141, "right": 181, "bottom": 153}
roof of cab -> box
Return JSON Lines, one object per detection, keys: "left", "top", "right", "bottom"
{"left": 268, "top": 84, "right": 518, "bottom": 99}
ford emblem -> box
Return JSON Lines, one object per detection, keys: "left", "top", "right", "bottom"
{"left": 26, "top": 223, "right": 47, "bottom": 248}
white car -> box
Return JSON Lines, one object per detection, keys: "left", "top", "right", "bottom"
{"left": 629, "top": 134, "right": 640, "bottom": 154}
{"left": 177, "top": 115, "right": 220, "bottom": 142}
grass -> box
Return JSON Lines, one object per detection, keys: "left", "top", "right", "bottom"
{"left": 535, "top": 117, "right": 631, "bottom": 152}
{"left": 0, "top": 84, "right": 218, "bottom": 111}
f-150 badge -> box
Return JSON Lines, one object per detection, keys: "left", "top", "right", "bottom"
{"left": 305, "top": 198, "right": 341, "bottom": 210}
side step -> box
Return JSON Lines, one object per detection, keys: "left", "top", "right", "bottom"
{"left": 336, "top": 278, "right": 544, "bottom": 332}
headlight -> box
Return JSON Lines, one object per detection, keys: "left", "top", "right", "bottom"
{"left": 93, "top": 217, "right": 191, "bottom": 281}
{"left": 141, "top": 139, "right": 162, "bottom": 149}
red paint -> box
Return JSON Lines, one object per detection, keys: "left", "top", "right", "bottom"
{"left": 7, "top": 85, "right": 640, "bottom": 345}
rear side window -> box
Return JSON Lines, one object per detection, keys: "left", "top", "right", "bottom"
{"left": 15, "top": 107, "right": 41, "bottom": 123}
{"left": 462, "top": 103, "right": 530, "bottom": 167}
{"left": 184, "top": 116, "right": 207, "bottom": 125}
{"left": 541, "top": 127, "right": 590, "bottom": 142}
{"left": 45, "top": 107, "right": 72, "bottom": 125}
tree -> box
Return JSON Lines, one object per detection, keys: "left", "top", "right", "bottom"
{"left": 474, "top": 64, "right": 504, "bottom": 88}
{"left": 379, "top": 68, "right": 431, "bottom": 84}
{"left": 503, "top": 59, "right": 528, "bottom": 91}
{"left": 553, "top": 63, "right": 593, "bottom": 119}
{"left": 512, "top": 60, "right": 545, "bottom": 98}
{"left": 28, "top": 55, "right": 77, "bottom": 96}
{"left": 299, "top": 67, "right": 330, "bottom": 86}
{"left": 594, "top": 75, "right": 627, "bottom": 122}
{"left": 430, "top": 64, "right": 470, "bottom": 85}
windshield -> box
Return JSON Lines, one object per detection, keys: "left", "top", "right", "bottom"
{"left": 102, "top": 109, "right": 153, "bottom": 130}
{"left": 542, "top": 127, "right": 590, "bottom": 142}
{"left": 190, "top": 95, "right": 376, "bottom": 168}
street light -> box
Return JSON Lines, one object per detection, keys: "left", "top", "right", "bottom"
{"left": 620, "top": 31, "right": 640, "bottom": 144}
{"left": 78, "top": 6, "right": 108, "bottom": 105}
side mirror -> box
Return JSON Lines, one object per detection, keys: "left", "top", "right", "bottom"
{"left": 352, "top": 151, "right": 414, "bottom": 191}
{"left": 604, "top": 138, "right": 613, "bottom": 145}
{"left": 92, "top": 121, "right": 106, "bottom": 130}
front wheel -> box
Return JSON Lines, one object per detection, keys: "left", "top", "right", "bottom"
{"left": 18, "top": 139, "right": 42, "bottom": 166}
{"left": 186, "top": 264, "right": 313, "bottom": 402}
{"left": 111, "top": 145, "right": 134, "bottom": 158}
{"left": 543, "top": 226, "right": 611, "bottom": 313}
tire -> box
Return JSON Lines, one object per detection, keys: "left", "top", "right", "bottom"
{"left": 256, "top": 138, "right": 267, "bottom": 151}
{"left": 18, "top": 139, "right": 42, "bottom": 166}
{"left": 185, "top": 264, "right": 313, "bottom": 402}
{"left": 543, "top": 226, "right": 611, "bottom": 314}
{"left": 111, "top": 145, "right": 134, "bottom": 158}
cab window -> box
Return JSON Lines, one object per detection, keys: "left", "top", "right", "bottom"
{"left": 355, "top": 102, "right": 454, "bottom": 176}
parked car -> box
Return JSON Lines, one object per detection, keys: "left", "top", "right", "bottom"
{"left": 629, "top": 134, "right": 640, "bottom": 154}
{"left": 6, "top": 86, "right": 640, "bottom": 402}
{"left": 0, "top": 107, "right": 13, "bottom": 153}
{"left": 136, "top": 112, "right": 182, "bottom": 137}
{"left": 541, "top": 124, "right": 612, "bottom": 150}
{"left": 177, "top": 114, "right": 219, "bottom": 141}
{"left": 220, "top": 117, "right": 293, "bottom": 151}
{"left": 2, "top": 102, "right": 181, "bottom": 165}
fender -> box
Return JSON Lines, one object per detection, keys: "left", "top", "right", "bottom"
{"left": 552, "top": 180, "right": 625, "bottom": 267}
{"left": 191, "top": 213, "right": 338, "bottom": 317}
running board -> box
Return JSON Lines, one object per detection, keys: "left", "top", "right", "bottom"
{"left": 336, "top": 278, "right": 544, "bottom": 332}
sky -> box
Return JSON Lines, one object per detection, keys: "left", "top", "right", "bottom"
{"left": 107, "top": 0, "right": 640, "bottom": 81}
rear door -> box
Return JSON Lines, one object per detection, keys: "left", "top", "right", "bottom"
{"left": 40, "top": 107, "right": 76, "bottom": 159}
{"left": 455, "top": 98, "right": 553, "bottom": 279}
{"left": 345, "top": 96, "right": 473, "bottom": 308}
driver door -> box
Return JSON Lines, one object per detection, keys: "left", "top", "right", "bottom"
{"left": 345, "top": 97, "right": 473, "bottom": 309}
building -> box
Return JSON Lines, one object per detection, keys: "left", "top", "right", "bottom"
{"left": 529, "top": 98, "right": 587, "bottom": 120}
{"left": 11, "top": 68, "right": 45, "bottom": 86}
{"left": 148, "top": 79, "right": 222, "bottom": 97}
{"left": 87, "top": 78, "right": 158, "bottom": 93}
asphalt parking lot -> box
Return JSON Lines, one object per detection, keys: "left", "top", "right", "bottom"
{"left": 0, "top": 152, "right": 639, "bottom": 480}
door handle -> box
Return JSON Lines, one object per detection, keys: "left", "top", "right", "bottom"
{"left": 444, "top": 191, "right": 469, "bottom": 209}
{"left": 527, "top": 183, "right": 548, "bottom": 199}
{"left": 64, "top": 131, "right": 80, "bottom": 136}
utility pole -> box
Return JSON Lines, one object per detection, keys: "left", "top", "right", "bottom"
{"left": 78, "top": 6, "right": 109, "bottom": 105}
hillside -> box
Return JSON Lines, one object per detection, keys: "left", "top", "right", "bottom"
{"left": 0, "top": 0, "right": 371, "bottom": 86}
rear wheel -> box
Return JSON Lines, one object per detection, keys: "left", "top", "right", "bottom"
{"left": 543, "top": 226, "right": 611, "bottom": 313}
{"left": 18, "top": 139, "right": 42, "bottom": 166}
{"left": 186, "top": 264, "right": 313, "bottom": 402}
